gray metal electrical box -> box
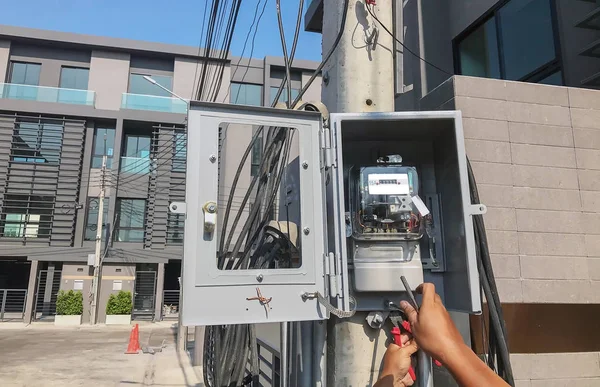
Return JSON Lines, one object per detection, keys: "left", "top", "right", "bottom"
{"left": 327, "top": 111, "right": 482, "bottom": 313}
{"left": 179, "top": 103, "right": 481, "bottom": 327}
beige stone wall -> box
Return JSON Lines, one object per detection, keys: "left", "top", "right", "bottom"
{"left": 424, "top": 75, "right": 600, "bottom": 304}
{"left": 421, "top": 75, "right": 600, "bottom": 384}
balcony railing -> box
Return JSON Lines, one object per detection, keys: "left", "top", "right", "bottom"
{"left": 121, "top": 93, "right": 187, "bottom": 114}
{"left": 0, "top": 83, "right": 96, "bottom": 106}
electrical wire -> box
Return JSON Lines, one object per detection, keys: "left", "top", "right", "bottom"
{"left": 468, "top": 158, "right": 514, "bottom": 386}
{"left": 365, "top": 3, "right": 453, "bottom": 76}
{"left": 224, "top": 0, "right": 269, "bottom": 104}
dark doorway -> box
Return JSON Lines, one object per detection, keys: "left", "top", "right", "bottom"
{"left": 163, "top": 259, "right": 181, "bottom": 319}
{"left": 0, "top": 257, "right": 30, "bottom": 321}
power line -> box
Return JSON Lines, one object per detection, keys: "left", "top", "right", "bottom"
{"left": 366, "top": 4, "right": 453, "bottom": 76}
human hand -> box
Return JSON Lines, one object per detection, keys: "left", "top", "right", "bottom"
{"left": 377, "top": 333, "right": 418, "bottom": 387}
{"left": 400, "top": 283, "right": 465, "bottom": 364}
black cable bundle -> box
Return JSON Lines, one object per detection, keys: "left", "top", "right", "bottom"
{"left": 203, "top": 0, "right": 349, "bottom": 384}
{"left": 467, "top": 159, "right": 515, "bottom": 386}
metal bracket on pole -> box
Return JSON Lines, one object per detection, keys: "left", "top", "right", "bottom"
{"left": 169, "top": 202, "right": 186, "bottom": 214}
{"left": 468, "top": 204, "right": 487, "bottom": 216}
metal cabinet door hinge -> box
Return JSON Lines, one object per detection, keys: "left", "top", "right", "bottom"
{"left": 319, "top": 128, "right": 336, "bottom": 170}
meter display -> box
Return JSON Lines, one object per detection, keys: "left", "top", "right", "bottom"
{"left": 350, "top": 165, "right": 423, "bottom": 241}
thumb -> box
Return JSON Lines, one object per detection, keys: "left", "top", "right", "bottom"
{"left": 400, "top": 301, "right": 418, "bottom": 325}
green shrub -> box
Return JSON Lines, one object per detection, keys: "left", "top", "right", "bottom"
{"left": 106, "top": 291, "right": 133, "bottom": 315}
{"left": 56, "top": 290, "right": 83, "bottom": 315}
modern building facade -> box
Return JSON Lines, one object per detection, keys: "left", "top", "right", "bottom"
{"left": 306, "top": 0, "right": 600, "bottom": 385}
{"left": 0, "top": 25, "right": 321, "bottom": 324}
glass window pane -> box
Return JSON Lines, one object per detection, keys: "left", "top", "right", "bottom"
{"left": 538, "top": 70, "right": 563, "bottom": 86}
{"left": 458, "top": 18, "right": 501, "bottom": 79}
{"left": 128, "top": 73, "right": 173, "bottom": 97}
{"left": 60, "top": 67, "right": 89, "bottom": 90}
{"left": 85, "top": 198, "right": 109, "bottom": 241}
{"left": 270, "top": 86, "right": 300, "bottom": 105}
{"left": 10, "top": 62, "right": 41, "bottom": 86}
{"left": 230, "top": 83, "right": 263, "bottom": 106}
{"left": 499, "top": 0, "right": 556, "bottom": 80}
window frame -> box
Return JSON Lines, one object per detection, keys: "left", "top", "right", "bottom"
{"left": 453, "top": 0, "right": 563, "bottom": 85}
{"left": 84, "top": 197, "right": 110, "bottom": 241}
{"left": 59, "top": 66, "right": 90, "bottom": 90}
{"left": 0, "top": 194, "right": 54, "bottom": 239}
{"left": 7, "top": 61, "right": 41, "bottom": 85}
{"left": 230, "top": 82, "right": 263, "bottom": 106}
{"left": 115, "top": 198, "right": 147, "bottom": 242}
{"left": 127, "top": 72, "right": 173, "bottom": 97}
{"left": 11, "top": 120, "right": 64, "bottom": 165}
{"left": 91, "top": 126, "right": 116, "bottom": 169}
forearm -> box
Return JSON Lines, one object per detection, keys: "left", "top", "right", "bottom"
{"left": 444, "top": 344, "right": 509, "bottom": 387}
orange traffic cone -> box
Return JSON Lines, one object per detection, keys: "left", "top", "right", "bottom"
{"left": 125, "top": 323, "right": 140, "bottom": 354}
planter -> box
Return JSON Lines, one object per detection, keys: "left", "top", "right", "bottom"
{"left": 105, "top": 314, "right": 132, "bottom": 325}
{"left": 54, "top": 315, "right": 82, "bottom": 326}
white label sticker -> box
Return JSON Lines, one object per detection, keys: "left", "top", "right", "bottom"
{"left": 368, "top": 173, "right": 410, "bottom": 195}
{"left": 73, "top": 280, "right": 84, "bottom": 290}
{"left": 113, "top": 280, "right": 123, "bottom": 291}
{"left": 411, "top": 195, "right": 430, "bottom": 216}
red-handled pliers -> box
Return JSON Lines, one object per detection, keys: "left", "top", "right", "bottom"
{"left": 391, "top": 321, "right": 417, "bottom": 381}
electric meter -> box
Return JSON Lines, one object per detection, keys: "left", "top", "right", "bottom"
{"left": 348, "top": 156, "right": 425, "bottom": 292}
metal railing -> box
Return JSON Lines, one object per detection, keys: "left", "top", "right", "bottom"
{"left": 256, "top": 338, "right": 281, "bottom": 387}
{"left": 121, "top": 93, "right": 188, "bottom": 114}
{"left": 0, "top": 83, "right": 96, "bottom": 106}
{"left": 0, "top": 289, "right": 28, "bottom": 322}
{"left": 162, "top": 290, "right": 180, "bottom": 319}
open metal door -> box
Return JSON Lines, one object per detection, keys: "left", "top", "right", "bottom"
{"left": 180, "top": 102, "right": 341, "bottom": 326}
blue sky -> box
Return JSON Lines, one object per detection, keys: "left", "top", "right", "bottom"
{"left": 0, "top": 0, "right": 323, "bottom": 61}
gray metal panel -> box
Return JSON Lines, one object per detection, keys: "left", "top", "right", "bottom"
{"left": 329, "top": 110, "right": 481, "bottom": 314}
{"left": 182, "top": 102, "right": 327, "bottom": 326}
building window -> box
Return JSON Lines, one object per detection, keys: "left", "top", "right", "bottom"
{"left": 121, "top": 134, "right": 151, "bottom": 174}
{"left": 230, "top": 83, "right": 263, "bottom": 106}
{"left": 457, "top": 18, "right": 500, "bottom": 79}
{"left": 92, "top": 127, "right": 115, "bottom": 168}
{"left": 269, "top": 86, "right": 300, "bottom": 106}
{"left": 128, "top": 73, "right": 173, "bottom": 97}
{"left": 251, "top": 131, "right": 263, "bottom": 177}
{"left": 9, "top": 62, "right": 41, "bottom": 85}
{"left": 116, "top": 199, "right": 146, "bottom": 242}
{"left": 0, "top": 195, "right": 54, "bottom": 239}
{"left": 167, "top": 213, "right": 184, "bottom": 244}
{"left": 11, "top": 120, "right": 63, "bottom": 165}
{"left": 456, "top": 0, "right": 560, "bottom": 84}
{"left": 84, "top": 197, "right": 109, "bottom": 241}
{"left": 5, "top": 62, "right": 41, "bottom": 100}
{"left": 173, "top": 132, "right": 186, "bottom": 172}
{"left": 59, "top": 67, "right": 89, "bottom": 90}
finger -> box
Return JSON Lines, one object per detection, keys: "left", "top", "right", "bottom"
{"left": 401, "top": 333, "right": 412, "bottom": 346}
{"left": 400, "top": 301, "right": 418, "bottom": 325}
{"left": 434, "top": 294, "right": 442, "bottom": 304}
{"left": 400, "top": 373, "right": 414, "bottom": 386}
{"left": 387, "top": 343, "right": 401, "bottom": 352}
{"left": 401, "top": 339, "right": 419, "bottom": 356}
{"left": 416, "top": 283, "right": 436, "bottom": 306}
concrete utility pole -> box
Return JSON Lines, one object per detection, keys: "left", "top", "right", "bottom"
{"left": 90, "top": 151, "right": 107, "bottom": 325}
{"left": 321, "top": 1, "right": 398, "bottom": 385}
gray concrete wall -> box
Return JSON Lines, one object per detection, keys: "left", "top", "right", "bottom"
{"left": 98, "top": 264, "right": 135, "bottom": 323}
{"left": 0, "top": 40, "right": 10, "bottom": 82}
{"left": 60, "top": 263, "right": 93, "bottom": 324}
{"left": 423, "top": 75, "right": 600, "bottom": 385}
{"left": 173, "top": 57, "right": 230, "bottom": 101}
{"left": 300, "top": 71, "right": 321, "bottom": 103}
{"left": 88, "top": 50, "right": 130, "bottom": 110}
